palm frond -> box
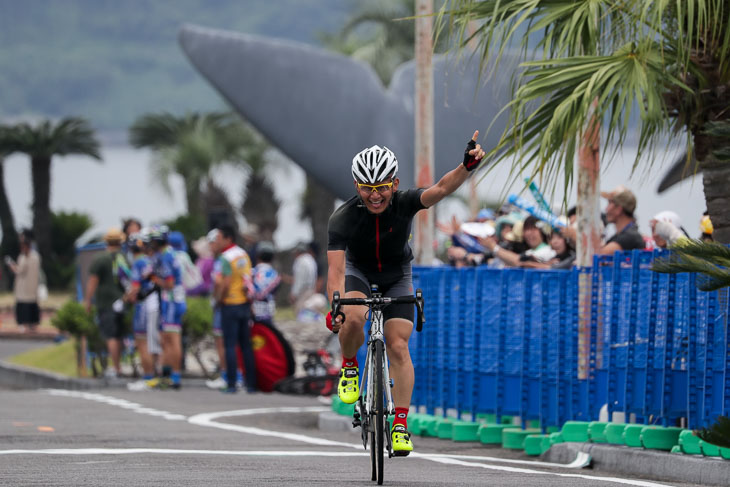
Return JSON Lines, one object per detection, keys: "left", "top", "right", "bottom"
{"left": 4, "top": 117, "right": 101, "bottom": 160}
{"left": 651, "top": 240, "right": 730, "bottom": 291}
{"left": 696, "top": 415, "right": 730, "bottom": 449}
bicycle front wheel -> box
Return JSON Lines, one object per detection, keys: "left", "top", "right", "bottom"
{"left": 373, "top": 340, "right": 385, "bottom": 485}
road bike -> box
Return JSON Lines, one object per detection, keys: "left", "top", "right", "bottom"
{"left": 331, "top": 286, "right": 425, "bottom": 485}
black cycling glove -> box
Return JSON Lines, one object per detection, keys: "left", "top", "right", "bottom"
{"left": 462, "top": 139, "right": 480, "bottom": 171}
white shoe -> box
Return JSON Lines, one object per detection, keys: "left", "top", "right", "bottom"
{"left": 206, "top": 376, "right": 227, "bottom": 389}
{"left": 104, "top": 368, "right": 118, "bottom": 379}
{"left": 127, "top": 379, "right": 151, "bottom": 391}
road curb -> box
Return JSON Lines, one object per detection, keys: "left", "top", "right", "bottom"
{"left": 0, "top": 360, "right": 98, "bottom": 390}
{"left": 544, "top": 441, "right": 730, "bottom": 486}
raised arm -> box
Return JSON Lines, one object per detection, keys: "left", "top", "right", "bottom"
{"left": 420, "top": 130, "right": 485, "bottom": 208}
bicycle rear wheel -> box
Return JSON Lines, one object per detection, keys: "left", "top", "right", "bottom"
{"left": 373, "top": 340, "right": 385, "bottom": 485}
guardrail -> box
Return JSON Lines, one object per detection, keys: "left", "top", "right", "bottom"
{"left": 410, "top": 250, "right": 730, "bottom": 431}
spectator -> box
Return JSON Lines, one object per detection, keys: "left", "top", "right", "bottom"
{"left": 187, "top": 236, "right": 215, "bottom": 296}
{"left": 290, "top": 241, "right": 318, "bottom": 313}
{"left": 522, "top": 229, "right": 576, "bottom": 269}
{"left": 212, "top": 225, "right": 257, "bottom": 393}
{"left": 481, "top": 216, "right": 556, "bottom": 267}
{"left": 6, "top": 229, "right": 42, "bottom": 333}
{"left": 599, "top": 185, "right": 644, "bottom": 254}
{"left": 650, "top": 211, "right": 688, "bottom": 249}
{"left": 122, "top": 218, "right": 142, "bottom": 262}
{"left": 84, "top": 228, "right": 130, "bottom": 378}
{"left": 251, "top": 241, "right": 281, "bottom": 325}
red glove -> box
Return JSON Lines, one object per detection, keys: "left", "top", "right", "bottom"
{"left": 326, "top": 311, "right": 334, "bottom": 332}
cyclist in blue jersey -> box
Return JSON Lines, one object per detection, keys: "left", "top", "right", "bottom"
{"left": 125, "top": 232, "right": 158, "bottom": 391}
{"left": 327, "top": 130, "right": 485, "bottom": 455}
{"left": 148, "top": 227, "right": 186, "bottom": 389}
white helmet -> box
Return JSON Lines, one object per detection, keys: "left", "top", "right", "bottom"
{"left": 351, "top": 145, "right": 398, "bottom": 184}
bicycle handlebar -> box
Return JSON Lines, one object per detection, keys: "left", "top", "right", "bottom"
{"left": 331, "top": 288, "right": 425, "bottom": 333}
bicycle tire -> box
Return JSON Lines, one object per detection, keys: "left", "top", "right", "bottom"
{"left": 374, "top": 340, "right": 385, "bottom": 485}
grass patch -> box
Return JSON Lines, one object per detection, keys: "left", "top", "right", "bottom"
{"left": 8, "top": 339, "right": 79, "bottom": 377}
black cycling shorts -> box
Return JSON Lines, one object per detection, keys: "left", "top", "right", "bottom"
{"left": 345, "top": 261, "right": 414, "bottom": 323}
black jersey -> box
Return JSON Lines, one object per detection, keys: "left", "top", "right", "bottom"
{"left": 328, "top": 189, "right": 427, "bottom": 281}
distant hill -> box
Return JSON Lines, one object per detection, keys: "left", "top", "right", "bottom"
{"left": 0, "top": 0, "right": 363, "bottom": 131}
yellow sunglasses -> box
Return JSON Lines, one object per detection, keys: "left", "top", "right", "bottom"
{"left": 357, "top": 181, "right": 394, "bottom": 193}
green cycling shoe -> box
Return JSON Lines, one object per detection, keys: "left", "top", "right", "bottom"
{"left": 391, "top": 424, "right": 413, "bottom": 456}
{"left": 337, "top": 366, "right": 359, "bottom": 404}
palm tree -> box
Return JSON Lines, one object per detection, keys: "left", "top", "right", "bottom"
{"left": 238, "top": 126, "right": 279, "bottom": 241}
{"left": 0, "top": 126, "right": 20, "bottom": 263}
{"left": 439, "top": 1, "right": 730, "bottom": 242}
{"left": 7, "top": 118, "right": 101, "bottom": 267}
{"left": 130, "top": 112, "right": 252, "bottom": 224}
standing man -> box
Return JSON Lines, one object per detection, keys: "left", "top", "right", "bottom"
{"left": 290, "top": 242, "right": 318, "bottom": 315}
{"left": 84, "top": 228, "right": 130, "bottom": 379}
{"left": 327, "top": 131, "right": 485, "bottom": 455}
{"left": 7, "top": 229, "right": 42, "bottom": 333}
{"left": 212, "top": 225, "right": 257, "bottom": 394}
{"left": 599, "top": 185, "right": 645, "bottom": 254}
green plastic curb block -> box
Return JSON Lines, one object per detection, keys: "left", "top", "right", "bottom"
{"left": 452, "top": 421, "right": 480, "bottom": 442}
{"left": 339, "top": 402, "right": 355, "bottom": 417}
{"left": 700, "top": 440, "right": 721, "bottom": 457}
{"left": 720, "top": 447, "right": 730, "bottom": 460}
{"left": 545, "top": 426, "right": 560, "bottom": 434}
{"left": 524, "top": 435, "right": 551, "bottom": 456}
{"left": 331, "top": 395, "right": 342, "bottom": 413}
{"left": 477, "top": 413, "right": 496, "bottom": 424}
{"left": 526, "top": 419, "right": 541, "bottom": 429}
{"left": 605, "top": 423, "right": 627, "bottom": 445}
{"left": 409, "top": 416, "right": 423, "bottom": 436}
{"left": 426, "top": 417, "right": 440, "bottom": 437}
{"left": 623, "top": 424, "right": 644, "bottom": 447}
{"left": 588, "top": 422, "right": 608, "bottom": 443}
{"left": 419, "top": 417, "right": 437, "bottom": 437}
{"left": 561, "top": 421, "right": 590, "bottom": 442}
{"left": 549, "top": 432, "right": 564, "bottom": 445}
{"left": 501, "top": 416, "right": 515, "bottom": 425}
{"left": 502, "top": 428, "right": 540, "bottom": 450}
{"left": 541, "top": 435, "right": 552, "bottom": 453}
{"left": 679, "top": 430, "right": 702, "bottom": 455}
{"left": 436, "top": 418, "right": 454, "bottom": 439}
{"left": 671, "top": 445, "right": 682, "bottom": 454}
{"left": 479, "top": 424, "right": 513, "bottom": 444}
{"left": 641, "top": 426, "right": 682, "bottom": 451}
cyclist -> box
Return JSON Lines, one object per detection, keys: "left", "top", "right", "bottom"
{"left": 327, "top": 130, "right": 485, "bottom": 455}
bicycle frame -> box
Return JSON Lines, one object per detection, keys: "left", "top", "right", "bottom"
{"left": 361, "top": 305, "right": 395, "bottom": 421}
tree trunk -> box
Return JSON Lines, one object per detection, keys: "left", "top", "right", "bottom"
{"left": 184, "top": 176, "right": 204, "bottom": 223}
{"left": 0, "top": 158, "right": 19, "bottom": 259}
{"left": 701, "top": 155, "right": 730, "bottom": 244}
{"left": 241, "top": 172, "right": 279, "bottom": 242}
{"left": 301, "top": 175, "right": 335, "bottom": 274}
{"left": 31, "top": 155, "right": 53, "bottom": 269}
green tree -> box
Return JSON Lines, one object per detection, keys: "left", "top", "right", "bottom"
{"left": 0, "top": 126, "right": 20, "bottom": 262}
{"left": 237, "top": 126, "right": 279, "bottom": 242}
{"left": 48, "top": 210, "right": 94, "bottom": 289}
{"left": 6, "top": 118, "right": 101, "bottom": 270}
{"left": 440, "top": 1, "right": 730, "bottom": 242}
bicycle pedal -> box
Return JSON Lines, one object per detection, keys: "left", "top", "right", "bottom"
{"left": 393, "top": 450, "right": 411, "bottom": 457}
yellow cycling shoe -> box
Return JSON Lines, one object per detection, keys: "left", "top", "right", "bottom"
{"left": 390, "top": 424, "right": 413, "bottom": 457}
{"left": 391, "top": 424, "right": 413, "bottom": 456}
{"left": 337, "top": 367, "right": 359, "bottom": 404}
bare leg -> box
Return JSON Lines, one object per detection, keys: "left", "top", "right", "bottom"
{"left": 135, "top": 337, "right": 154, "bottom": 376}
{"left": 106, "top": 338, "right": 122, "bottom": 374}
{"left": 383, "top": 318, "right": 414, "bottom": 409}
{"left": 338, "top": 291, "right": 368, "bottom": 360}
{"left": 162, "top": 331, "right": 182, "bottom": 374}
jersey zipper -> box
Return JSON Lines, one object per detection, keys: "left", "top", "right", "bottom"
{"left": 375, "top": 215, "right": 382, "bottom": 272}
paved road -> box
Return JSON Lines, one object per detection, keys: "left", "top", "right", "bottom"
{"left": 0, "top": 387, "right": 704, "bottom": 486}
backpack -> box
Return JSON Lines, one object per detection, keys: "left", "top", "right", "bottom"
{"left": 174, "top": 250, "right": 203, "bottom": 291}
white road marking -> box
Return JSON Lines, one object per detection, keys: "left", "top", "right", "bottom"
{"left": 0, "top": 448, "right": 367, "bottom": 457}
{"left": 413, "top": 451, "right": 592, "bottom": 469}
{"left": 188, "top": 408, "right": 360, "bottom": 449}
{"left": 39, "top": 389, "right": 679, "bottom": 487}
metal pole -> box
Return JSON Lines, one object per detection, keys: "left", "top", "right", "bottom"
{"left": 414, "top": 0, "right": 435, "bottom": 265}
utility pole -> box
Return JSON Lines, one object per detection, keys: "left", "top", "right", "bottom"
{"left": 414, "top": 0, "right": 434, "bottom": 265}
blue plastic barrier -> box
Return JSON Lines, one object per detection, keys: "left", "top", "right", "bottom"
{"left": 411, "top": 251, "right": 730, "bottom": 431}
